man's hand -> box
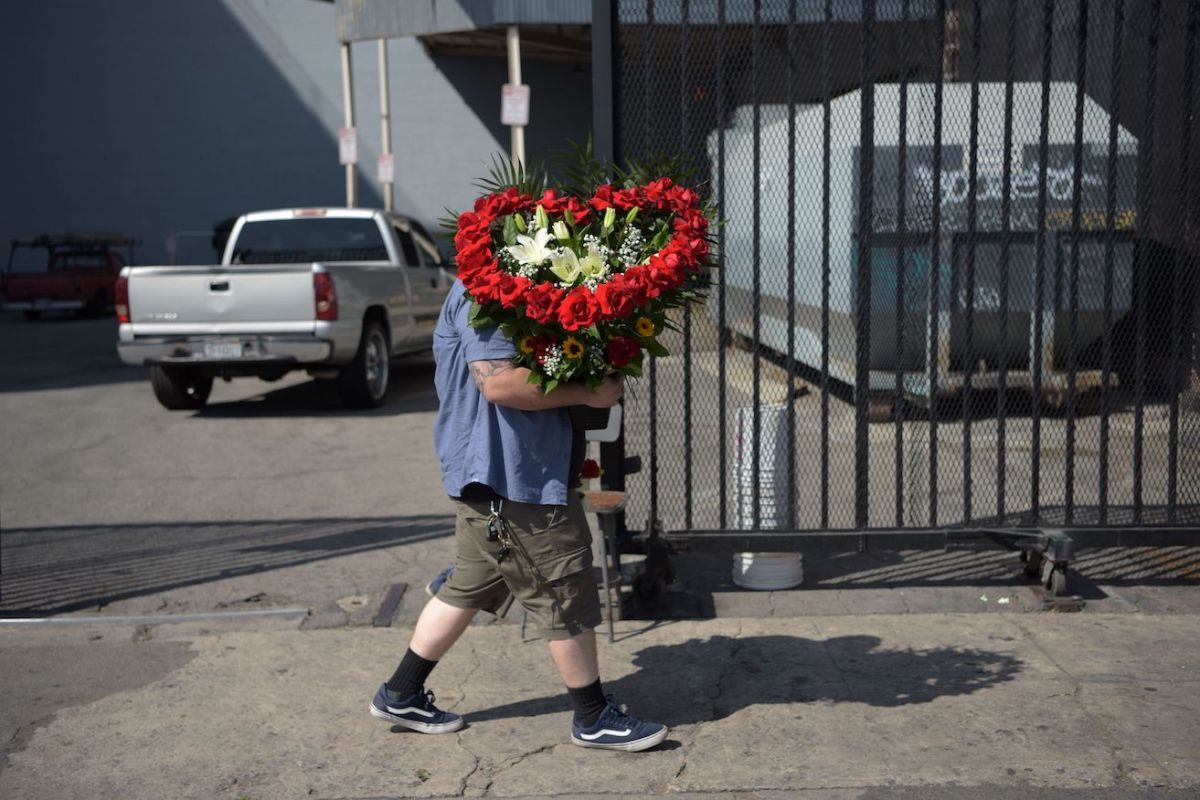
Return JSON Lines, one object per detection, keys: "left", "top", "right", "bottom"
{"left": 583, "top": 373, "right": 624, "bottom": 408}
{"left": 469, "top": 359, "right": 624, "bottom": 412}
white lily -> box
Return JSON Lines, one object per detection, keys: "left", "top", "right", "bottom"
{"left": 506, "top": 228, "right": 554, "bottom": 265}
{"left": 553, "top": 221, "right": 572, "bottom": 242}
{"left": 549, "top": 246, "right": 582, "bottom": 284}
{"left": 578, "top": 241, "right": 608, "bottom": 280}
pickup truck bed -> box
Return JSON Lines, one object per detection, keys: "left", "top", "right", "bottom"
{"left": 117, "top": 208, "right": 452, "bottom": 409}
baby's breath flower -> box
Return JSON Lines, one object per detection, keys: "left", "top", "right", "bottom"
{"left": 541, "top": 345, "right": 564, "bottom": 374}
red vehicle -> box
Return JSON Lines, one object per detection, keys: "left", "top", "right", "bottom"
{"left": 2, "top": 233, "right": 138, "bottom": 320}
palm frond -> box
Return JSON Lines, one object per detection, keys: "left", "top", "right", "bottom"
{"left": 437, "top": 206, "right": 461, "bottom": 238}
{"left": 472, "top": 152, "right": 549, "bottom": 198}
{"left": 613, "top": 151, "right": 698, "bottom": 188}
{"left": 553, "top": 134, "right": 613, "bottom": 197}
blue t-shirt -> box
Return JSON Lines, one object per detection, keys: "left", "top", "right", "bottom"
{"left": 432, "top": 281, "right": 575, "bottom": 506}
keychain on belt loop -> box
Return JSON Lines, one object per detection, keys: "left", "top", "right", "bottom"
{"left": 488, "top": 498, "right": 513, "bottom": 563}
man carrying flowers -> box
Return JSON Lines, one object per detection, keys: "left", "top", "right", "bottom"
{"left": 368, "top": 162, "right": 713, "bottom": 753}
{"left": 367, "top": 277, "right": 669, "bottom": 752}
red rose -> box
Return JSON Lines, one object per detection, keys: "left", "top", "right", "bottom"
{"left": 642, "top": 177, "right": 673, "bottom": 210}
{"left": 531, "top": 334, "right": 558, "bottom": 364}
{"left": 497, "top": 273, "right": 531, "bottom": 309}
{"left": 589, "top": 184, "right": 616, "bottom": 211}
{"left": 683, "top": 235, "right": 708, "bottom": 267}
{"left": 536, "top": 188, "right": 564, "bottom": 214}
{"left": 620, "top": 266, "right": 653, "bottom": 306}
{"left": 473, "top": 192, "right": 499, "bottom": 215}
{"left": 594, "top": 277, "right": 635, "bottom": 319}
{"left": 474, "top": 187, "right": 529, "bottom": 218}
{"left": 668, "top": 186, "right": 701, "bottom": 213}
{"left": 607, "top": 336, "right": 641, "bottom": 368}
{"left": 564, "top": 196, "right": 592, "bottom": 226}
{"left": 456, "top": 210, "right": 490, "bottom": 239}
{"left": 455, "top": 219, "right": 491, "bottom": 258}
{"left": 673, "top": 211, "right": 708, "bottom": 237}
{"left": 525, "top": 282, "right": 564, "bottom": 324}
{"left": 646, "top": 254, "right": 684, "bottom": 293}
{"left": 455, "top": 235, "right": 492, "bottom": 273}
{"left": 464, "top": 265, "right": 503, "bottom": 304}
{"left": 580, "top": 458, "right": 602, "bottom": 479}
{"left": 613, "top": 187, "right": 641, "bottom": 210}
{"left": 557, "top": 286, "right": 600, "bottom": 331}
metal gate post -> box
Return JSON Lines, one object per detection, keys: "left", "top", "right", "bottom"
{"left": 854, "top": 0, "right": 878, "bottom": 530}
{"left": 592, "top": 0, "right": 627, "bottom": 557}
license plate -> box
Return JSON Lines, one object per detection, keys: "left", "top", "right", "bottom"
{"left": 203, "top": 341, "right": 243, "bottom": 359}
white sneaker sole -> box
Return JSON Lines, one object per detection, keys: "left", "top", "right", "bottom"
{"left": 571, "top": 726, "right": 669, "bottom": 752}
{"left": 369, "top": 703, "right": 464, "bottom": 734}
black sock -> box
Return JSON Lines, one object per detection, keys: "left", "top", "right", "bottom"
{"left": 385, "top": 649, "right": 438, "bottom": 699}
{"left": 567, "top": 678, "right": 608, "bottom": 727}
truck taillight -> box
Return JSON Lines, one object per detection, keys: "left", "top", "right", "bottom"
{"left": 313, "top": 272, "right": 338, "bottom": 321}
{"left": 115, "top": 275, "right": 130, "bottom": 323}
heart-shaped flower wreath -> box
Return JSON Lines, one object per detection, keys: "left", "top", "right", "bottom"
{"left": 452, "top": 174, "right": 716, "bottom": 392}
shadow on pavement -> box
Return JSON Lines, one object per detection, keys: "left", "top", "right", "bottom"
{"left": 0, "top": 514, "right": 454, "bottom": 615}
{"left": 627, "top": 545, "right": 1200, "bottom": 618}
{"left": 464, "top": 632, "right": 1024, "bottom": 726}
{"left": 0, "top": 313, "right": 142, "bottom": 393}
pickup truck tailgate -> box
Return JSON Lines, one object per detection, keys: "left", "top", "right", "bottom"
{"left": 4, "top": 273, "right": 77, "bottom": 301}
{"left": 128, "top": 264, "right": 316, "bottom": 334}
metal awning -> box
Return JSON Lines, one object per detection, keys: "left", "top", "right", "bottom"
{"left": 334, "top": 0, "right": 591, "bottom": 44}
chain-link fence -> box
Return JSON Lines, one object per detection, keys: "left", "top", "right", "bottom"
{"left": 609, "top": 0, "right": 1200, "bottom": 539}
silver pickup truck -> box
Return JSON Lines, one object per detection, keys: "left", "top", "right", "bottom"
{"left": 117, "top": 208, "right": 453, "bottom": 410}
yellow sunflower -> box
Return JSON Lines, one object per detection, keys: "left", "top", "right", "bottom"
{"left": 635, "top": 316, "right": 656, "bottom": 337}
{"left": 563, "top": 336, "right": 585, "bottom": 360}
{"left": 518, "top": 335, "right": 536, "bottom": 355}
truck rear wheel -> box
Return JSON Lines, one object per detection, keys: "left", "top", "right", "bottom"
{"left": 23, "top": 310, "right": 42, "bottom": 321}
{"left": 150, "top": 365, "right": 213, "bottom": 410}
{"left": 338, "top": 319, "right": 390, "bottom": 409}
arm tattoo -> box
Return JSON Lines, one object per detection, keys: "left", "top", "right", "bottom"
{"left": 468, "top": 359, "right": 514, "bottom": 392}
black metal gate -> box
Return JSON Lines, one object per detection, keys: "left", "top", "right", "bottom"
{"left": 594, "top": 0, "right": 1200, "bottom": 583}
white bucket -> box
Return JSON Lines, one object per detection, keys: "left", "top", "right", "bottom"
{"left": 733, "top": 403, "right": 794, "bottom": 531}
{"left": 731, "top": 551, "right": 804, "bottom": 590}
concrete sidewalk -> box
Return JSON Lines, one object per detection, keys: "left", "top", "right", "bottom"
{"left": 1, "top": 612, "right": 1198, "bottom": 800}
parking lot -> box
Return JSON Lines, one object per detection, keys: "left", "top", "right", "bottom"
{"left": 0, "top": 310, "right": 459, "bottom": 620}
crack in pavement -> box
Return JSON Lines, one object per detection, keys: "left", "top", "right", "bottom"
{"left": 1003, "top": 615, "right": 1173, "bottom": 786}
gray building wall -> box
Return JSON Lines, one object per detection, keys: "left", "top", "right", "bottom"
{"left": 0, "top": 0, "right": 591, "bottom": 266}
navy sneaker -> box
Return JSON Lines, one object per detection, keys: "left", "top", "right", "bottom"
{"left": 571, "top": 697, "right": 668, "bottom": 752}
{"left": 425, "top": 564, "right": 455, "bottom": 597}
{"left": 369, "top": 684, "right": 463, "bottom": 734}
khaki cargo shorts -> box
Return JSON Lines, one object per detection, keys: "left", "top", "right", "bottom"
{"left": 436, "top": 490, "right": 602, "bottom": 640}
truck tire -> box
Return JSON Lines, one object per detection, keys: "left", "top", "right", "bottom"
{"left": 338, "top": 319, "right": 390, "bottom": 409}
{"left": 84, "top": 289, "right": 110, "bottom": 317}
{"left": 150, "top": 365, "right": 213, "bottom": 410}
{"left": 23, "top": 310, "right": 42, "bottom": 321}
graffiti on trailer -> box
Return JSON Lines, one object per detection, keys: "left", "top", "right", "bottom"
{"left": 854, "top": 143, "right": 1138, "bottom": 234}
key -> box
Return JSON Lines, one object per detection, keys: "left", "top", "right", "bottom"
{"left": 496, "top": 544, "right": 510, "bottom": 563}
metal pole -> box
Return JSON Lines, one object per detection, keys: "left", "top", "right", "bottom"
{"left": 855, "top": 0, "right": 877, "bottom": 531}
{"left": 507, "top": 26, "right": 526, "bottom": 168}
{"left": 340, "top": 41, "right": 356, "bottom": 208}
{"left": 1065, "top": 0, "right": 1089, "bottom": 525}
{"left": 378, "top": 39, "right": 393, "bottom": 213}
{"left": 591, "top": 0, "right": 616, "bottom": 167}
